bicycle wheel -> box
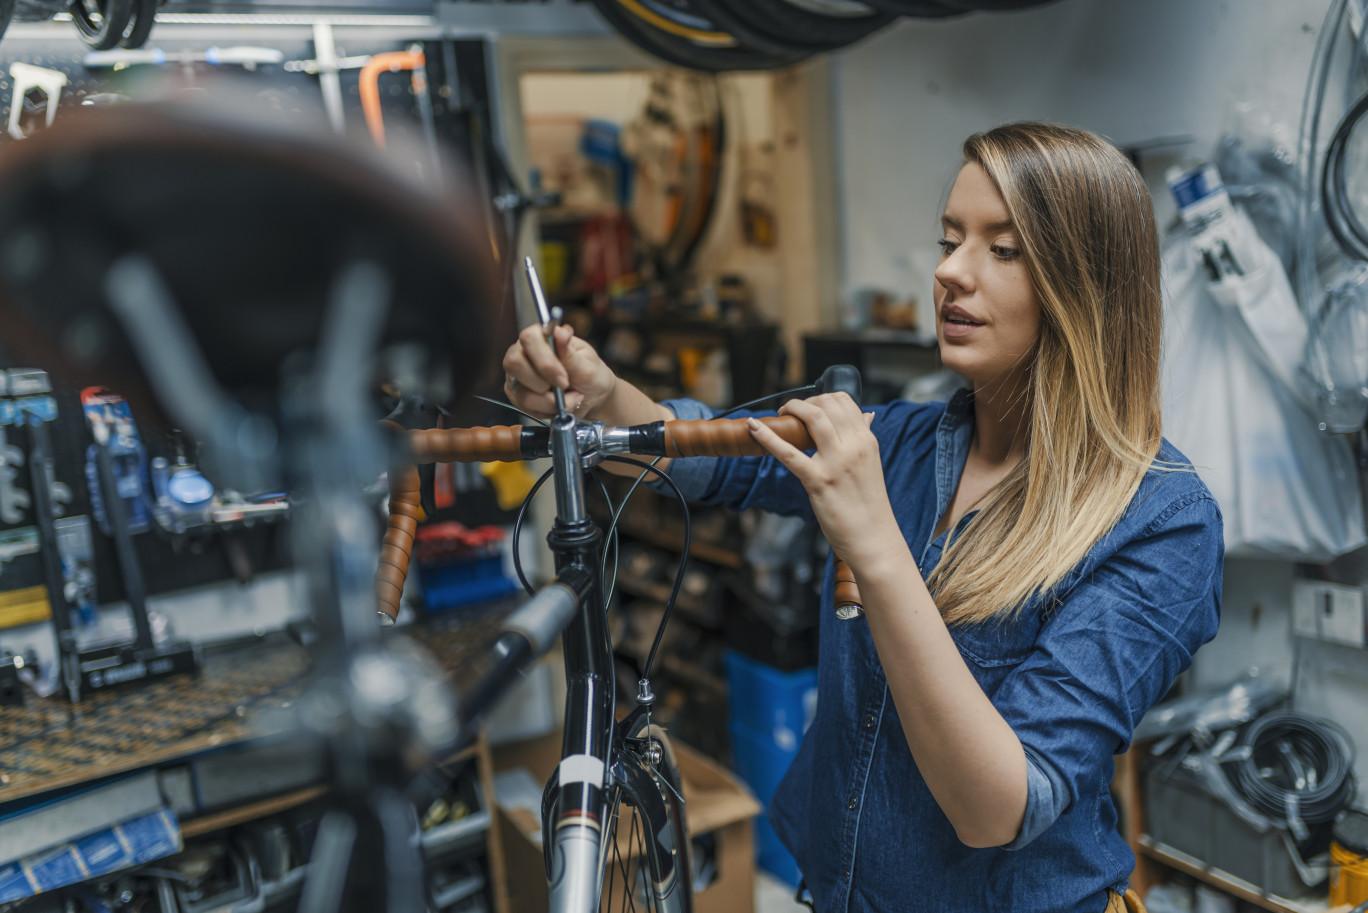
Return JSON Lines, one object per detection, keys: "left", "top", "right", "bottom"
{"left": 589, "top": 0, "right": 811, "bottom": 71}
{"left": 68, "top": 0, "right": 136, "bottom": 49}
{"left": 0, "top": 0, "right": 16, "bottom": 46}
{"left": 687, "top": 0, "right": 895, "bottom": 54}
{"left": 599, "top": 721, "right": 692, "bottom": 913}
{"left": 118, "top": 0, "right": 158, "bottom": 49}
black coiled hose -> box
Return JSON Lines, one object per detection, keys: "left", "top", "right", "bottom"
{"left": 1224, "top": 711, "right": 1356, "bottom": 836}
{"left": 1322, "top": 87, "right": 1368, "bottom": 262}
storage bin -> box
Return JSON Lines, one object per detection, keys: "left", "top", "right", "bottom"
{"left": 1145, "top": 758, "right": 1328, "bottom": 899}
{"left": 729, "top": 721, "right": 802, "bottom": 887}
{"left": 724, "top": 651, "right": 817, "bottom": 753}
{"left": 417, "top": 553, "right": 519, "bottom": 611}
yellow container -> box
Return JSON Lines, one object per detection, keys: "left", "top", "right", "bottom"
{"left": 1330, "top": 811, "right": 1368, "bottom": 907}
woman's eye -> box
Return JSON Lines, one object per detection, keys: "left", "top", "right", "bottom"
{"left": 991, "top": 245, "right": 1021, "bottom": 261}
{"left": 936, "top": 238, "right": 959, "bottom": 256}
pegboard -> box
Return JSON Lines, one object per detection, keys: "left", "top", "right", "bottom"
{"left": 0, "top": 27, "right": 511, "bottom": 618}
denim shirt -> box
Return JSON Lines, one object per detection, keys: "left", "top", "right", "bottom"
{"left": 657, "top": 390, "right": 1222, "bottom": 913}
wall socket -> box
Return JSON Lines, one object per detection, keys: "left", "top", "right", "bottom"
{"left": 1291, "top": 580, "right": 1367, "bottom": 648}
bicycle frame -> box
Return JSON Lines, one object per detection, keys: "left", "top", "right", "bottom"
{"left": 376, "top": 353, "right": 868, "bottom": 912}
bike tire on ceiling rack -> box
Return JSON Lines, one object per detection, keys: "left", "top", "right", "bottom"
{"left": 686, "top": 0, "right": 896, "bottom": 55}
{"left": 588, "top": 0, "right": 812, "bottom": 72}
{"left": 119, "top": 0, "right": 161, "bottom": 49}
{"left": 0, "top": 0, "right": 15, "bottom": 46}
{"left": 934, "top": 0, "right": 1062, "bottom": 9}
{"left": 852, "top": 0, "right": 966, "bottom": 16}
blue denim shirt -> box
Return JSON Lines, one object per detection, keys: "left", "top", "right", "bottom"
{"left": 657, "top": 390, "right": 1222, "bottom": 913}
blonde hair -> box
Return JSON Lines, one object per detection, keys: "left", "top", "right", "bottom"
{"left": 928, "top": 122, "right": 1165, "bottom": 625}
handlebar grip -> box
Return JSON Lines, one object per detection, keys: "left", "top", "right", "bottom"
{"left": 408, "top": 425, "right": 525, "bottom": 463}
{"left": 833, "top": 558, "right": 864, "bottom": 620}
{"left": 376, "top": 464, "right": 421, "bottom": 622}
{"left": 663, "top": 416, "right": 814, "bottom": 458}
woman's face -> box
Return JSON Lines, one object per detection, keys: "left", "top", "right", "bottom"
{"left": 933, "top": 162, "right": 1041, "bottom": 389}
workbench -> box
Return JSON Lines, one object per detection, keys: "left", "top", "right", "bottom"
{"left": 0, "top": 611, "right": 513, "bottom": 912}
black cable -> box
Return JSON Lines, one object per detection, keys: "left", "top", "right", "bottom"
{"left": 718, "top": 383, "right": 815, "bottom": 417}
{"left": 603, "top": 456, "right": 690, "bottom": 682}
{"left": 592, "top": 467, "right": 622, "bottom": 610}
{"left": 1322, "top": 87, "right": 1368, "bottom": 261}
{"left": 511, "top": 467, "right": 556, "bottom": 597}
{"left": 1222, "top": 711, "right": 1356, "bottom": 835}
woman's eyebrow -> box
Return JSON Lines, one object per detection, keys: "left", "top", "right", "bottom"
{"left": 940, "top": 214, "right": 1015, "bottom": 233}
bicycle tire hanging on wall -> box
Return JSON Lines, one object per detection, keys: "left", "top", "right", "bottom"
{"left": 588, "top": 0, "right": 814, "bottom": 72}
{"left": 589, "top": 0, "right": 1068, "bottom": 71}
{"left": 685, "top": 0, "right": 896, "bottom": 56}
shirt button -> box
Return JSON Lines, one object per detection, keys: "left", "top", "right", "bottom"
{"left": 848, "top": 796, "right": 858, "bottom": 810}
{"left": 863, "top": 713, "right": 876, "bottom": 730}
{"left": 842, "top": 868, "right": 851, "bottom": 882}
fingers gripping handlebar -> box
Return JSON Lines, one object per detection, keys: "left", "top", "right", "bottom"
{"left": 374, "top": 416, "right": 865, "bottom": 622}
{"left": 659, "top": 417, "right": 862, "bottom": 615}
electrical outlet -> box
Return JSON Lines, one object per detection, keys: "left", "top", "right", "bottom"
{"left": 1291, "top": 580, "right": 1366, "bottom": 647}
{"left": 1291, "top": 581, "right": 1321, "bottom": 639}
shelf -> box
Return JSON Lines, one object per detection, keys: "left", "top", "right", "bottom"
{"left": 615, "top": 519, "right": 743, "bottom": 568}
{"left": 181, "top": 785, "right": 328, "bottom": 839}
{"left": 1137, "top": 835, "right": 1352, "bottom": 913}
{"left": 613, "top": 576, "right": 707, "bottom": 620}
{"left": 422, "top": 809, "right": 492, "bottom": 855}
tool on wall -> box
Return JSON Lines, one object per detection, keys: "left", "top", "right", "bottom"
{"left": 7, "top": 62, "right": 66, "bottom": 140}
{"left": 358, "top": 45, "right": 443, "bottom": 185}
{"left": 73, "top": 387, "right": 200, "bottom": 697}
{"left": 284, "top": 22, "right": 370, "bottom": 135}
{"left": 82, "top": 45, "right": 284, "bottom": 72}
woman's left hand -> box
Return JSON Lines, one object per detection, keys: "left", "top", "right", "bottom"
{"left": 746, "top": 394, "right": 902, "bottom": 569}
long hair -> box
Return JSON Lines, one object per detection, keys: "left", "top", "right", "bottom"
{"left": 928, "top": 122, "right": 1165, "bottom": 625}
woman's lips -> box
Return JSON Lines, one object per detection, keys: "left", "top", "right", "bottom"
{"left": 940, "top": 308, "right": 983, "bottom": 339}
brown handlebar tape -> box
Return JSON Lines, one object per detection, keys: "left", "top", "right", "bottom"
{"left": 833, "top": 558, "right": 862, "bottom": 613}
{"left": 376, "top": 464, "right": 421, "bottom": 622}
{"left": 663, "top": 416, "right": 815, "bottom": 458}
{"left": 408, "top": 424, "right": 524, "bottom": 464}
{"left": 374, "top": 423, "right": 522, "bottom": 621}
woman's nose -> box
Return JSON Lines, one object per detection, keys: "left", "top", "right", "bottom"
{"left": 934, "top": 248, "right": 972, "bottom": 294}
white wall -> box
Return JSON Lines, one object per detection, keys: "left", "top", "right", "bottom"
{"left": 831, "top": 0, "right": 1368, "bottom": 794}
{"left": 830, "top": 0, "right": 1327, "bottom": 327}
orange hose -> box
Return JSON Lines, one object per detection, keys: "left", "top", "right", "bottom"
{"left": 359, "top": 50, "right": 425, "bottom": 150}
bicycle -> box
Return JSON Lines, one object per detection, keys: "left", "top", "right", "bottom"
{"left": 376, "top": 261, "right": 865, "bottom": 913}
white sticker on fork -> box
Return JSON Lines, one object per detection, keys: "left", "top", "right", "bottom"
{"left": 559, "top": 754, "right": 606, "bottom": 788}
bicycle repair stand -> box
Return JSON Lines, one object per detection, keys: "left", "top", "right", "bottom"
{"left": 23, "top": 410, "right": 199, "bottom": 703}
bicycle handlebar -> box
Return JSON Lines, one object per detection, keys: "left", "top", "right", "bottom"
{"left": 375, "top": 414, "right": 864, "bottom": 621}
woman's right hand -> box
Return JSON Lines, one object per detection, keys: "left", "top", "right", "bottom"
{"left": 501, "top": 323, "right": 617, "bottom": 420}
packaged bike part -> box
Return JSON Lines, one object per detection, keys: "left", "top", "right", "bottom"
{"left": 1161, "top": 203, "right": 1366, "bottom": 560}
{"left": 53, "top": 515, "right": 97, "bottom": 628}
{"left": 80, "top": 387, "right": 152, "bottom": 536}
{"left": 1305, "top": 265, "right": 1368, "bottom": 432}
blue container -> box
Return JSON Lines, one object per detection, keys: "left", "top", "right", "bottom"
{"left": 724, "top": 651, "right": 818, "bottom": 753}
{"left": 729, "top": 721, "right": 803, "bottom": 888}
{"left": 754, "top": 814, "right": 802, "bottom": 888}
{"left": 416, "top": 553, "right": 518, "bottom": 611}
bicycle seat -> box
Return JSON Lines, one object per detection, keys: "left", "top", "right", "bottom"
{"left": 0, "top": 96, "right": 502, "bottom": 437}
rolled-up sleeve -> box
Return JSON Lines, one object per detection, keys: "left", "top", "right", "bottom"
{"left": 998, "top": 492, "right": 1223, "bottom": 849}
{"left": 651, "top": 398, "right": 720, "bottom": 500}
{"left": 647, "top": 398, "right": 816, "bottom": 520}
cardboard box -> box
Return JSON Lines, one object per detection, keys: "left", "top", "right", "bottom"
{"left": 494, "top": 730, "right": 762, "bottom": 913}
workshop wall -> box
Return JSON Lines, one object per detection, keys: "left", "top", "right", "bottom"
{"left": 829, "top": 0, "right": 1368, "bottom": 795}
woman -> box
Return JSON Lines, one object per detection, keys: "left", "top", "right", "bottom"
{"left": 503, "top": 122, "right": 1221, "bottom": 913}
